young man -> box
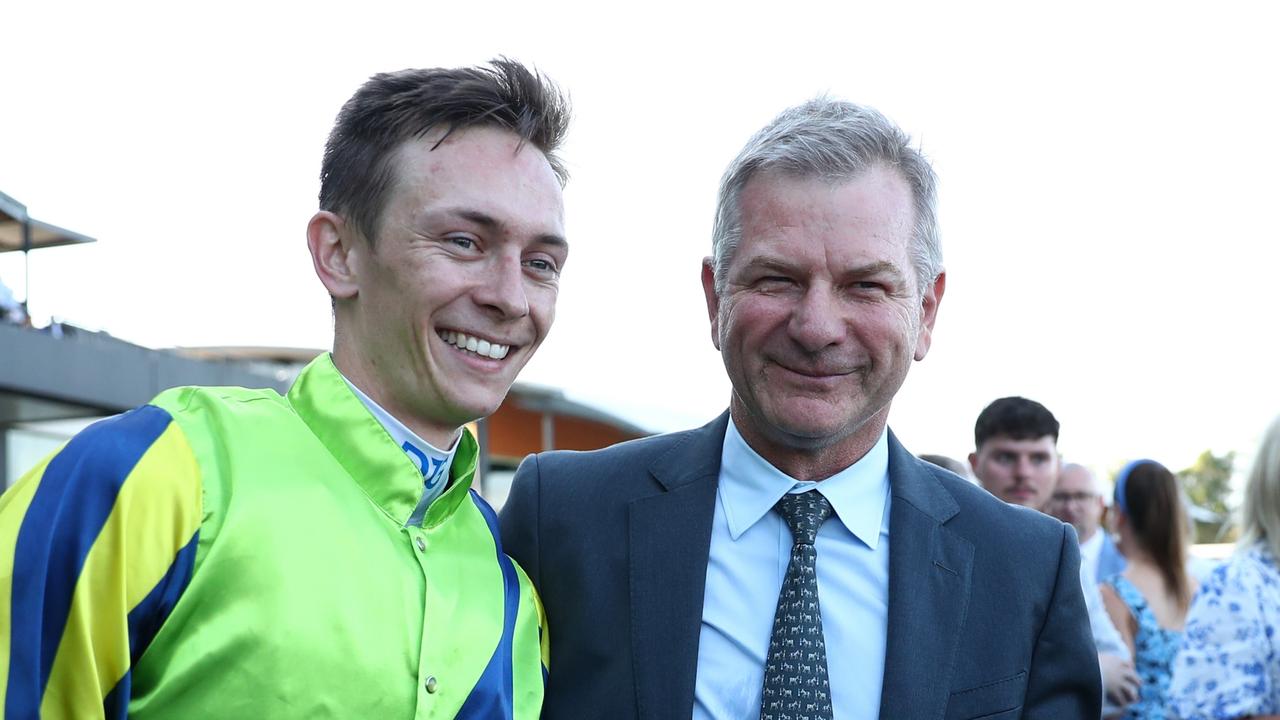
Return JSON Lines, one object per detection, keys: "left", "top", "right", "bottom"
{"left": 969, "top": 396, "right": 1061, "bottom": 509}
{"left": 969, "top": 396, "right": 1142, "bottom": 713}
{"left": 0, "top": 60, "right": 569, "bottom": 718}
{"left": 503, "top": 101, "right": 1099, "bottom": 719}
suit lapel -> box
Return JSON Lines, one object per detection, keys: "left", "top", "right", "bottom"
{"left": 629, "top": 413, "right": 727, "bottom": 720}
{"left": 878, "top": 433, "right": 974, "bottom": 719}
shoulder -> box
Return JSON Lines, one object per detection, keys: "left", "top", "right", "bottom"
{"left": 531, "top": 425, "right": 708, "bottom": 474}
{"left": 1198, "top": 544, "right": 1280, "bottom": 605}
{"left": 3, "top": 402, "right": 204, "bottom": 556}
{"left": 896, "top": 456, "right": 1076, "bottom": 593}
{"left": 922, "top": 460, "right": 1069, "bottom": 546}
{"left": 152, "top": 383, "right": 288, "bottom": 423}
{"left": 43, "top": 404, "right": 199, "bottom": 496}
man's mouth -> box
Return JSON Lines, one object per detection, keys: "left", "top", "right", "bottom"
{"left": 438, "top": 330, "right": 511, "bottom": 360}
{"left": 775, "top": 361, "right": 855, "bottom": 379}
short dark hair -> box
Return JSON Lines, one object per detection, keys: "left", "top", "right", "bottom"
{"left": 319, "top": 58, "right": 570, "bottom": 245}
{"left": 974, "top": 396, "right": 1059, "bottom": 449}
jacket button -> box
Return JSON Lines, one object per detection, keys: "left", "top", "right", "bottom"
{"left": 415, "top": 537, "right": 426, "bottom": 552}
{"left": 425, "top": 676, "right": 438, "bottom": 693}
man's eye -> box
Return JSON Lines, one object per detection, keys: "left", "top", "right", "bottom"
{"left": 448, "top": 236, "right": 476, "bottom": 250}
{"left": 524, "top": 257, "right": 560, "bottom": 276}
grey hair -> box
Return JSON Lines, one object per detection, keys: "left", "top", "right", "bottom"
{"left": 1240, "top": 414, "right": 1280, "bottom": 560}
{"left": 710, "top": 98, "right": 940, "bottom": 295}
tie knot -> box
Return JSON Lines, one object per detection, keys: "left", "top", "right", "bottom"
{"left": 775, "top": 491, "right": 832, "bottom": 546}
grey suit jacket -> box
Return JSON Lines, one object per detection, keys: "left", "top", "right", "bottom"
{"left": 499, "top": 413, "right": 1101, "bottom": 719}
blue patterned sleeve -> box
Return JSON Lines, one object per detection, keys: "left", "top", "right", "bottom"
{"left": 1168, "top": 550, "right": 1280, "bottom": 719}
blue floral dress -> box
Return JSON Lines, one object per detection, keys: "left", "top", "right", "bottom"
{"left": 1104, "top": 574, "right": 1184, "bottom": 719}
{"left": 1168, "top": 544, "right": 1280, "bottom": 719}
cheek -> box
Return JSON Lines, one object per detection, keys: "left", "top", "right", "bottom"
{"left": 722, "top": 297, "right": 786, "bottom": 346}
{"left": 529, "top": 286, "right": 559, "bottom": 332}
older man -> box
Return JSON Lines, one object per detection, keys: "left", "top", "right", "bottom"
{"left": 1, "top": 60, "right": 568, "bottom": 717}
{"left": 1051, "top": 462, "right": 1127, "bottom": 584}
{"left": 501, "top": 99, "right": 1099, "bottom": 719}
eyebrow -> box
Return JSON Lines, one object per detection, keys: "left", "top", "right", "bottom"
{"left": 447, "top": 208, "right": 568, "bottom": 249}
{"left": 738, "top": 256, "right": 906, "bottom": 280}
{"left": 840, "top": 260, "right": 906, "bottom": 280}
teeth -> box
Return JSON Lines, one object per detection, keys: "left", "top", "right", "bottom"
{"left": 439, "top": 330, "right": 510, "bottom": 360}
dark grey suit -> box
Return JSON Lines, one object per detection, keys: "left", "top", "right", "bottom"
{"left": 499, "top": 413, "right": 1101, "bottom": 719}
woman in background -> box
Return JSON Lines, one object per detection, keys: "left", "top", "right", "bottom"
{"left": 1101, "top": 459, "right": 1197, "bottom": 719}
{"left": 1169, "top": 417, "right": 1280, "bottom": 719}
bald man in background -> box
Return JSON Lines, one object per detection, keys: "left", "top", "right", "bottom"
{"left": 1050, "top": 463, "right": 1127, "bottom": 585}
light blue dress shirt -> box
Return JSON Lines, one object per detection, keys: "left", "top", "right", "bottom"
{"left": 693, "top": 420, "right": 891, "bottom": 720}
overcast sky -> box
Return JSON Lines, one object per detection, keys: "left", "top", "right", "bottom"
{"left": 2, "top": 1, "right": 1277, "bottom": 484}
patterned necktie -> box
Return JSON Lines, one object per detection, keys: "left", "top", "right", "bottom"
{"left": 760, "top": 491, "right": 834, "bottom": 720}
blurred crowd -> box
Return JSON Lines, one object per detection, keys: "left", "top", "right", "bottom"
{"left": 924, "top": 398, "right": 1280, "bottom": 719}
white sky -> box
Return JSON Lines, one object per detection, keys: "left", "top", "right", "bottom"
{"left": 2, "top": 1, "right": 1277, "bottom": 484}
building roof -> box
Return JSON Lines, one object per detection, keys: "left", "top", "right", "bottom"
{"left": 0, "top": 190, "right": 97, "bottom": 253}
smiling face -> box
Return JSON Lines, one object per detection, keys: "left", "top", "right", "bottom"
{"left": 703, "top": 166, "right": 944, "bottom": 478}
{"left": 331, "top": 126, "right": 566, "bottom": 446}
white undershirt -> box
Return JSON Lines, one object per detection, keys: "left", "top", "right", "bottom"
{"left": 341, "top": 375, "right": 457, "bottom": 526}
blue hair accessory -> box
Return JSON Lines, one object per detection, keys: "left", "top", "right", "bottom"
{"left": 1113, "top": 459, "right": 1157, "bottom": 514}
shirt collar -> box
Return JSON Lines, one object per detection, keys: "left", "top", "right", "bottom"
{"left": 341, "top": 374, "right": 459, "bottom": 482}
{"left": 287, "top": 353, "right": 477, "bottom": 527}
{"left": 718, "top": 419, "right": 890, "bottom": 549}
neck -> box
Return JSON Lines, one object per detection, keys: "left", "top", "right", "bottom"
{"left": 331, "top": 349, "right": 462, "bottom": 450}
{"left": 729, "top": 402, "right": 886, "bottom": 482}
{"left": 1077, "top": 526, "right": 1097, "bottom": 544}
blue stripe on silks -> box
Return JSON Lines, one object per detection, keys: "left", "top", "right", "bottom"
{"left": 125, "top": 530, "right": 199, "bottom": 665}
{"left": 102, "top": 529, "right": 199, "bottom": 720}
{"left": 6, "top": 405, "right": 173, "bottom": 719}
{"left": 103, "top": 671, "right": 130, "bottom": 720}
{"left": 456, "top": 490, "right": 519, "bottom": 720}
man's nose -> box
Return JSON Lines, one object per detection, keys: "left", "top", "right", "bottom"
{"left": 788, "top": 284, "right": 843, "bottom": 352}
{"left": 473, "top": 255, "right": 530, "bottom": 319}
{"left": 1014, "top": 456, "right": 1035, "bottom": 479}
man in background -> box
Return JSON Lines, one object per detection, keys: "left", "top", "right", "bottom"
{"left": 0, "top": 60, "right": 568, "bottom": 717}
{"left": 969, "top": 396, "right": 1060, "bottom": 509}
{"left": 1051, "top": 462, "right": 1127, "bottom": 583}
{"left": 970, "top": 397, "right": 1141, "bottom": 713}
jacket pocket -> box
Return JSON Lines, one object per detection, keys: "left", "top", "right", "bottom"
{"left": 944, "top": 671, "right": 1027, "bottom": 720}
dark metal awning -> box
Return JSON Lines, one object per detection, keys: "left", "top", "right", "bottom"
{"left": 0, "top": 190, "right": 97, "bottom": 253}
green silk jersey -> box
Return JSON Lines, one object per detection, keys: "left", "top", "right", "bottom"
{"left": 0, "top": 354, "right": 549, "bottom": 718}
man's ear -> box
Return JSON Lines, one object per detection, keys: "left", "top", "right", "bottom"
{"left": 914, "top": 270, "right": 946, "bottom": 361}
{"left": 307, "top": 211, "right": 360, "bottom": 300}
{"left": 700, "top": 258, "right": 721, "bottom": 351}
